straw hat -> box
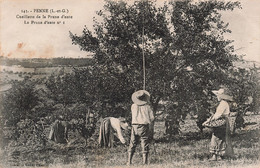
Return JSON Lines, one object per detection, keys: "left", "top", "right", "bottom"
{"left": 212, "top": 88, "right": 234, "bottom": 101}
{"left": 131, "top": 90, "right": 150, "bottom": 105}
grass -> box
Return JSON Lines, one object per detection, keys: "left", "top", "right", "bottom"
{"left": 0, "top": 114, "right": 259, "bottom": 168}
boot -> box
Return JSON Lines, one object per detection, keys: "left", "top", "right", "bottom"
{"left": 126, "top": 151, "right": 134, "bottom": 166}
{"left": 142, "top": 153, "right": 148, "bottom": 165}
{"left": 209, "top": 154, "right": 217, "bottom": 161}
{"left": 217, "top": 155, "right": 223, "bottom": 161}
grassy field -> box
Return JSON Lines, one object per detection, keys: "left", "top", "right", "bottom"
{"left": 0, "top": 114, "right": 259, "bottom": 168}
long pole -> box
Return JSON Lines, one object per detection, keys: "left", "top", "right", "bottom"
{"left": 142, "top": 24, "right": 145, "bottom": 90}
{"left": 142, "top": 1, "right": 146, "bottom": 90}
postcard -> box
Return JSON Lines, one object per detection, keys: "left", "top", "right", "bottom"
{"left": 0, "top": 0, "right": 259, "bottom": 167}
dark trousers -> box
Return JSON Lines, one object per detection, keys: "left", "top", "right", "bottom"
{"left": 210, "top": 126, "right": 226, "bottom": 156}
{"left": 210, "top": 118, "right": 234, "bottom": 157}
{"left": 128, "top": 124, "right": 149, "bottom": 154}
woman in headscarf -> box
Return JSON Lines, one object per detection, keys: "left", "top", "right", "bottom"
{"left": 204, "top": 88, "right": 234, "bottom": 161}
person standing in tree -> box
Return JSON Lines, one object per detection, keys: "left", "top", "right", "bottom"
{"left": 127, "top": 90, "right": 154, "bottom": 165}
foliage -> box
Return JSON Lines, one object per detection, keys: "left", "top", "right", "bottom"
{"left": 1, "top": 78, "right": 40, "bottom": 126}
{"left": 0, "top": 70, "right": 99, "bottom": 151}
{"left": 164, "top": 102, "right": 184, "bottom": 135}
{"left": 0, "top": 78, "right": 51, "bottom": 152}
{"left": 235, "top": 65, "right": 260, "bottom": 113}
{"left": 16, "top": 118, "right": 47, "bottom": 147}
{"left": 225, "top": 64, "right": 260, "bottom": 133}
{"left": 70, "top": 0, "right": 241, "bottom": 136}
{"left": 45, "top": 69, "right": 100, "bottom": 141}
{"left": 70, "top": 0, "right": 172, "bottom": 110}
{"left": 249, "top": 65, "right": 260, "bottom": 113}
{"left": 45, "top": 70, "right": 77, "bottom": 106}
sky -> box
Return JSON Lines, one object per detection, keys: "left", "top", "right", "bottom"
{"left": 0, "top": 0, "right": 259, "bottom": 62}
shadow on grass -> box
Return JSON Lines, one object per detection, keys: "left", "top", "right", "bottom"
{"left": 193, "top": 152, "right": 210, "bottom": 160}
{"left": 244, "top": 122, "right": 257, "bottom": 126}
{"left": 155, "top": 130, "right": 212, "bottom": 144}
{"left": 1, "top": 141, "right": 91, "bottom": 167}
{"left": 155, "top": 127, "right": 259, "bottom": 163}
{"left": 232, "top": 129, "right": 260, "bottom": 148}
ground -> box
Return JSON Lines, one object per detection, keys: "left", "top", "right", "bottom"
{"left": 0, "top": 114, "right": 259, "bottom": 168}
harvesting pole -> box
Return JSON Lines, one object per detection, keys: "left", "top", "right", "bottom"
{"left": 142, "top": 21, "right": 145, "bottom": 90}
{"left": 142, "top": 0, "right": 147, "bottom": 90}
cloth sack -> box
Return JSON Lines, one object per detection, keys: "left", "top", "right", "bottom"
{"left": 202, "top": 116, "right": 226, "bottom": 128}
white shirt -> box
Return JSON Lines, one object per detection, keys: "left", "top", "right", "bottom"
{"left": 212, "top": 100, "right": 230, "bottom": 120}
{"left": 109, "top": 117, "right": 126, "bottom": 144}
{"left": 131, "top": 104, "right": 154, "bottom": 125}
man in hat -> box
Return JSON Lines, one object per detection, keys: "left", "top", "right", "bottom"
{"left": 127, "top": 90, "right": 154, "bottom": 165}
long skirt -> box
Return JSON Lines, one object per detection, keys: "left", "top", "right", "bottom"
{"left": 98, "top": 117, "right": 114, "bottom": 148}
{"left": 210, "top": 118, "right": 234, "bottom": 157}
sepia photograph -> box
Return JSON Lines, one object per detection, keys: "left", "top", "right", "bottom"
{"left": 0, "top": 0, "right": 259, "bottom": 167}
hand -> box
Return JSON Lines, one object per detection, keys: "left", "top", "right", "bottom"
{"left": 202, "top": 117, "right": 212, "bottom": 126}
{"left": 202, "top": 120, "right": 208, "bottom": 126}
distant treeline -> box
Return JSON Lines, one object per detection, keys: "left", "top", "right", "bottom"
{"left": 0, "top": 56, "right": 94, "bottom": 68}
